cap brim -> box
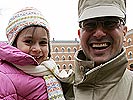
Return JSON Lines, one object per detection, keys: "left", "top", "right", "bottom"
{"left": 79, "top": 5, "right": 125, "bottom": 22}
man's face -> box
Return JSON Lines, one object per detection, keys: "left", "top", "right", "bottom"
{"left": 79, "top": 17, "right": 127, "bottom": 66}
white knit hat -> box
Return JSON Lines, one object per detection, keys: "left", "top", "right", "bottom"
{"left": 6, "top": 7, "right": 49, "bottom": 45}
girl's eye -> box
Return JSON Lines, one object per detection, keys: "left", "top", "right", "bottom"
{"left": 40, "top": 41, "right": 48, "bottom": 45}
{"left": 24, "top": 40, "right": 33, "bottom": 44}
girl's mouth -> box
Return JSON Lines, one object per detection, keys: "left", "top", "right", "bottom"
{"left": 34, "top": 56, "right": 40, "bottom": 59}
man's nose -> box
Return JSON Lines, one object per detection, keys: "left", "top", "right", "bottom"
{"left": 93, "top": 27, "right": 106, "bottom": 39}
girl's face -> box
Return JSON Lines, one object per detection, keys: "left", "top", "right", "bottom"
{"left": 16, "top": 26, "right": 49, "bottom": 64}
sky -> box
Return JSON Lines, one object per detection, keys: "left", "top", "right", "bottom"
{"left": 0, "top": 0, "right": 132, "bottom": 41}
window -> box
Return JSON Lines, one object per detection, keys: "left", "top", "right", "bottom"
{"left": 57, "top": 64, "right": 60, "bottom": 69}
{"left": 55, "top": 56, "right": 59, "bottom": 61}
{"left": 62, "top": 64, "right": 66, "bottom": 69}
{"left": 73, "top": 47, "right": 77, "bottom": 52}
{"left": 54, "top": 47, "right": 58, "bottom": 52}
{"left": 68, "top": 55, "right": 71, "bottom": 60}
{"left": 62, "top": 56, "right": 65, "bottom": 60}
{"left": 61, "top": 47, "right": 65, "bottom": 52}
{"left": 67, "top": 47, "right": 71, "bottom": 52}
{"left": 128, "top": 51, "right": 132, "bottom": 59}
{"left": 69, "top": 64, "right": 72, "bottom": 69}
{"left": 127, "top": 38, "right": 132, "bottom": 46}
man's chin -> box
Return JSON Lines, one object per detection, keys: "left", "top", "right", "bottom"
{"left": 93, "top": 57, "right": 109, "bottom": 66}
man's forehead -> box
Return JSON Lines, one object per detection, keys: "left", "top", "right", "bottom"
{"left": 83, "top": 16, "right": 120, "bottom": 22}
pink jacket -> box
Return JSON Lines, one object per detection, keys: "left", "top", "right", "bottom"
{"left": 0, "top": 42, "right": 48, "bottom": 100}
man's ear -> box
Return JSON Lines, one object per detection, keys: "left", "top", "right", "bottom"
{"left": 123, "top": 26, "right": 127, "bottom": 42}
{"left": 123, "top": 26, "right": 127, "bottom": 36}
{"left": 78, "top": 29, "right": 81, "bottom": 38}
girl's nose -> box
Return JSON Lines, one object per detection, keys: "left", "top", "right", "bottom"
{"left": 31, "top": 43, "right": 41, "bottom": 53}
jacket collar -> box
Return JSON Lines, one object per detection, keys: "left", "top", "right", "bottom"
{"left": 74, "top": 48, "right": 128, "bottom": 86}
{"left": 0, "top": 42, "right": 38, "bottom": 66}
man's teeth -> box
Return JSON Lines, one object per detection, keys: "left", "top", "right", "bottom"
{"left": 92, "top": 43, "right": 108, "bottom": 47}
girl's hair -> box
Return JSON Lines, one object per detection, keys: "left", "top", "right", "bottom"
{"left": 13, "top": 25, "right": 51, "bottom": 58}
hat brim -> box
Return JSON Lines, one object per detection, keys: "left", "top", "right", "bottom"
{"left": 79, "top": 5, "right": 125, "bottom": 22}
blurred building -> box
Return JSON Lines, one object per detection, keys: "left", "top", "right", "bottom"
{"left": 1, "top": 28, "right": 133, "bottom": 71}
{"left": 51, "top": 29, "right": 133, "bottom": 71}
{"left": 51, "top": 38, "right": 80, "bottom": 72}
{"left": 124, "top": 29, "right": 133, "bottom": 70}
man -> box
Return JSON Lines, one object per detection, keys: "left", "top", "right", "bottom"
{"left": 73, "top": 0, "right": 133, "bottom": 100}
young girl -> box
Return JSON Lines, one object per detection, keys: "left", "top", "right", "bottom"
{"left": 0, "top": 7, "right": 73, "bottom": 100}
